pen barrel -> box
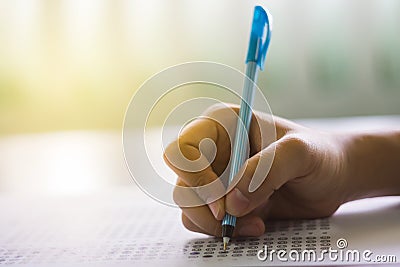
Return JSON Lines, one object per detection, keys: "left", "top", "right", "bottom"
{"left": 222, "top": 62, "right": 259, "bottom": 228}
{"left": 228, "top": 61, "right": 259, "bottom": 185}
{"left": 222, "top": 6, "right": 270, "bottom": 234}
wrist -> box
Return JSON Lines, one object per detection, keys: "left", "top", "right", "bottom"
{"left": 343, "top": 131, "right": 400, "bottom": 202}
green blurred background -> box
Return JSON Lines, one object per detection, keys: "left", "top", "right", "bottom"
{"left": 0, "top": 0, "right": 399, "bottom": 136}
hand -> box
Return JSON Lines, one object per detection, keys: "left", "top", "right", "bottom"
{"left": 163, "top": 103, "right": 400, "bottom": 237}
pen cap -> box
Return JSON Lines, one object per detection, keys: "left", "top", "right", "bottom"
{"left": 246, "top": 6, "right": 272, "bottom": 70}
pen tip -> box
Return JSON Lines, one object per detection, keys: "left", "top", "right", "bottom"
{"left": 223, "top": 237, "right": 230, "bottom": 251}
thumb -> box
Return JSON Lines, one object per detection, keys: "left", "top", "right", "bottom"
{"left": 225, "top": 135, "right": 315, "bottom": 217}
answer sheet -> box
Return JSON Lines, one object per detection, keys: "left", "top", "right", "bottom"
{"left": 0, "top": 189, "right": 399, "bottom": 266}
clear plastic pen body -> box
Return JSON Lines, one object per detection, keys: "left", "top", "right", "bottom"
{"left": 221, "top": 61, "right": 259, "bottom": 245}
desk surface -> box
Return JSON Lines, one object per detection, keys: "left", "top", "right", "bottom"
{"left": 0, "top": 189, "right": 399, "bottom": 266}
{"left": 0, "top": 115, "right": 400, "bottom": 266}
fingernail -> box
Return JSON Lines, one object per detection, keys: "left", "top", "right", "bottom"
{"left": 238, "top": 224, "right": 261, "bottom": 236}
{"left": 228, "top": 188, "right": 250, "bottom": 215}
{"left": 208, "top": 200, "right": 220, "bottom": 220}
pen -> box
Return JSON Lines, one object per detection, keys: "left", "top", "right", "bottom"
{"left": 221, "top": 6, "right": 272, "bottom": 250}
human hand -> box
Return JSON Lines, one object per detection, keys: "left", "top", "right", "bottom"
{"left": 163, "top": 103, "right": 399, "bottom": 237}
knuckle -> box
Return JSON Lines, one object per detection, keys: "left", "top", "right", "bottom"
{"left": 283, "top": 135, "right": 309, "bottom": 156}
{"left": 280, "top": 134, "right": 316, "bottom": 176}
{"left": 164, "top": 139, "right": 195, "bottom": 173}
{"left": 202, "top": 103, "right": 240, "bottom": 121}
{"left": 203, "top": 103, "right": 232, "bottom": 116}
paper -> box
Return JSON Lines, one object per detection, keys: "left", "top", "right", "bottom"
{"left": 0, "top": 190, "right": 399, "bottom": 266}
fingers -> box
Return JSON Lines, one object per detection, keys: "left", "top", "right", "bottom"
{"left": 181, "top": 211, "right": 265, "bottom": 237}
{"left": 172, "top": 170, "right": 226, "bottom": 213}
{"left": 165, "top": 104, "right": 314, "bottom": 236}
{"left": 174, "top": 178, "right": 265, "bottom": 239}
{"left": 181, "top": 213, "right": 204, "bottom": 233}
{"left": 163, "top": 117, "right": 219, "bottom": 183}
{"left": 175, "top": 178, "right": 265, "bottom": 237}
{"left": 225, "top": 134, "right": 316, "bottom": 217}
{"left": 165, "top": 118, "right": 227, "bottom": 209}
{"left": 174, "top": 178, "right": 225, "bottom": 220}
{"left": 164, "top": 104, "right": 286, "bottom": 210}
{"left": 181, "top": 203, "right": 222, "bottom": 237}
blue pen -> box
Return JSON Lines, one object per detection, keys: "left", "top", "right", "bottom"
{"left": 222, "top": 6, "right": 272, "bottom": 250}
